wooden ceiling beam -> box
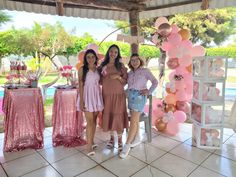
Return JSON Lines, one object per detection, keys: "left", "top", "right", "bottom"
{"left": 8, "top": 0, "right": 149, "bottom": 11}
{"left": 144, "top": 0, "right": 202, "bottom": 11}
{"left": 61, "top": 0, "right": 146, "bottom": 11}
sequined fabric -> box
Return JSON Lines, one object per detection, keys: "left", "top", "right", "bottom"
{"left": 52, "top": 89, "right": 86, "bottom": 147}
{"left": 3, "top": 88, "right": 44, "bottom": 152}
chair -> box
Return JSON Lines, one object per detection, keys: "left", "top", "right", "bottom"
{"left": 127, "top": 95, "right": 153, "bottom": 143}
{"left": 140, "top": 95, "right": 153, "bottom": 142}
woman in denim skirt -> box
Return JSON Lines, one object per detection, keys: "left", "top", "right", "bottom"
{"left": 120, "top": 53, "right": 158, "bottom": 158}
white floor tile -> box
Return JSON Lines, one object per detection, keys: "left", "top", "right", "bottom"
{"left": 161, "top": 131, "right": 192, "bottom": 142}
{"left": 101, "top": 156, "right": 146, "bottom": 177}
{"left": 150, "top": 135, "right": 181, "bottom": 151}
{"left": 224, "top": 136, "right": 236, "bottom": 148}
{"left": 44, "top": 130, "right": 52, "bottom": 137}
{"left": 37, "top": 136, "right": 53, "bottom": 151}
{"left": 76, "top": 165, "right": 116, "bottom": 177}
{"left": 45, "top": 127, "right": 53, "bottom": 132}
{"left": 0, "top": 149, "right": 36, "bottom": 163}
{"left": 0, "top": 165, "right": 7, "bottom": 177}
{"left": 3, "top": 153, "right": 48, "bottom": 177}
{"left": 0, "top": 133, "right": 4, "bottom": 140}
{"left": 76, "top": 138, "right": 103, "bottom": 152}
{"left": 130, "top": 143, "right": 166, "bottom": 164}
{"left": 184, "top": 138, "right": 216, "bottom": 153}
{"left": 215, "top": 144, "right": 236, "bottom": 161}
{"left": 82, "top": 143, "right": 118, "bottom": 163}
{"left": 21, "top": 165, "right": 62, "bottom": 177}
{"left": 39, "top": 146, "right": 79, "bottom": 163}
{"left": 52, "top": 152, "right": 97, "bottom": 177}
{"left": 131, "top": 165, "right": 171, "bottom": 177}
{"left": 178, "top": 123, "right": 193, "bottom": 133}
{"left": 170, "top": 144, "right": 211, "bottom": 164}
{"left": 223, "top": 134, "right": 231, "bottom": 143}
{"left": 151, "top": 153, "right": 197, "bottom": 177}
{"left": 223, "top": 128, "right": 235, "bottom": 136}
{"left": 201, "top": 154, "right": 236, "bottom": 177}
{"left": 189, "top": 166, "right": 225, "bottom": 177}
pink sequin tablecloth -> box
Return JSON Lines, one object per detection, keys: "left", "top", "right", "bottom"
{"left": 2, "top": 88, "right": 44, "bottom": 152}
{"left": 52, "top": 89, "right": 86, "bottom": 147}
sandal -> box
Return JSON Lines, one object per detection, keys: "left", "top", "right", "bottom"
{"left": 87, "top": 151, "right": 95, "bottom": 156}
{"left": 106, "top": 139, "right": 114, "bottom": 149}
{"left": 92, "top": 144, "right": 98, "bottom": 150}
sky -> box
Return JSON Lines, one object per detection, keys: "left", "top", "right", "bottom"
{"left": 0, "top": 10, "right": 119, "bottom": 42}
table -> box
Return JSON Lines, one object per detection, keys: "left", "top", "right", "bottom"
{"left": 3, "top": 88, "right": 44, "bottom": 152}
{"left": 52, "top": 89, "right": 86, "bottom": 147}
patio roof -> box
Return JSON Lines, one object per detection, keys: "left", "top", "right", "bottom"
{"left": 0, "top": 0, "right": 236, "bottom": 21}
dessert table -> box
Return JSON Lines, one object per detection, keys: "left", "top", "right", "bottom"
{"left": 52, "top": 88, "right": 86, "bottom": 147}
{"left": 2, "top": 88, "right": 44, "bottom": 152}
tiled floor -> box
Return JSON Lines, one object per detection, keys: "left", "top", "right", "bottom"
{"left": 0, "top": 123, "right": 236, "bottom": 177}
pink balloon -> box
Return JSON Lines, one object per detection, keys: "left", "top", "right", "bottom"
{"left": 178, "top": 55, "right": 192, "bottom": 67}
{"left": 168, "top": 33, "right": 182, "bottom": 45}
{"left": 86, "top": 43, "right": 99, "bottom": 53}
{"left": 175, "top": 67, "right": 188, "bottom": 75}
{"left": 167, "top": 47, "right": 179, "bottom": 58}
{"left": 167, "top": 58, "right": 179, "bottom": 69}
{"left": 191, "top": 46, "right": 205, "bottom": 57}
{"left": 166, "top": 118, "right": 179, "bottom": 135}
{"left": 170, "top": 24, "right": 179, "bottom": 33}
{"left": 168, "top": 71, "right": 176, "bottom": 81}
{"left": 175, "top": 90, "right": 187, "bottom": 101}
{"left": 161, "top": 42, "right": 172, "bottom": 51}
{"left": 147, "top": 98, "right": 165, "bottom": 125}
{"left": 174, "top": 110, "right": 187, "bottom": 122}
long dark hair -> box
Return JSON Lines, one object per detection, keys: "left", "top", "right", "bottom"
{"left": 82, "top": 49, "right": 99, "bottom": 83}
{"left": 100, "top": 44, "right": 122, "bottom": 71}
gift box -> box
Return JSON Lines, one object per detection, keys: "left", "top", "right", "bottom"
{"left": 192, "top": 124, "right": 223, "bottom": 149}
{"left": 193, "top": 57, "right": 227, "bottom": 80}
{"left": 193, "top": 80, "right": 224, "bottom": 103}
{"left": 191, "top": 100, "right": 224, "bottom": 126}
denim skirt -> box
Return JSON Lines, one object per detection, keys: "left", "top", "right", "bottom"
{"left": 128, "top": 89, "right": 147, "bottom": 112}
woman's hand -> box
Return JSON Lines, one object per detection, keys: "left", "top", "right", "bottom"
{"left": 140, "top": 89, "right": 149, "bottom": 96}
{"left": 80, "top": 100, "right": 86, "bottom": 111}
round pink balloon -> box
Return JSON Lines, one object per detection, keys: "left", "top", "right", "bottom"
{"left": 86, "top": 43, "right": 99, "bottom": 53}
{"left": 166, "top": 118, "right": 179, "bottom": 135}
{"left": 174, "top": 110, "right": 187, "bottom": 122}
{"left": 168, "top": 33, "right": 182, "bottom": 45}
{"left": 168, "top": 71, "right": 176, "bottom": 81}
{"left": 170, "top": 24, "right": 179, "bottom": 33}
{"left": 175, "top": 90, "right": 187, "bottom": 101}
{"left": 161, "top": 42, "right": 172, "bottom": 51}
{"left": 178, "top": 55, "right": 192, "bottom": 67}
{"left": 191, "top": 46, "right": 205, "bottom": 57}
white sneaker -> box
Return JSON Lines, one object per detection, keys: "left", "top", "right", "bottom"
{"left": 130, "top": 135, "right": 141, "bottom": 148}
{"left": 119, "top": 144, "right": 131, "bottom": 159}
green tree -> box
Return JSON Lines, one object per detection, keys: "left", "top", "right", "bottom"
{"left": 0, "top": 11, "right": 11, "bottom": 26}
{"left": 170, "top": 7, "right": 236, "bottom": 46}
{"left": 114, "top": 7, "right": 236, "bottom": 47}
{"left": 29, "top": 22, "right": 73, "bottom": 68}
